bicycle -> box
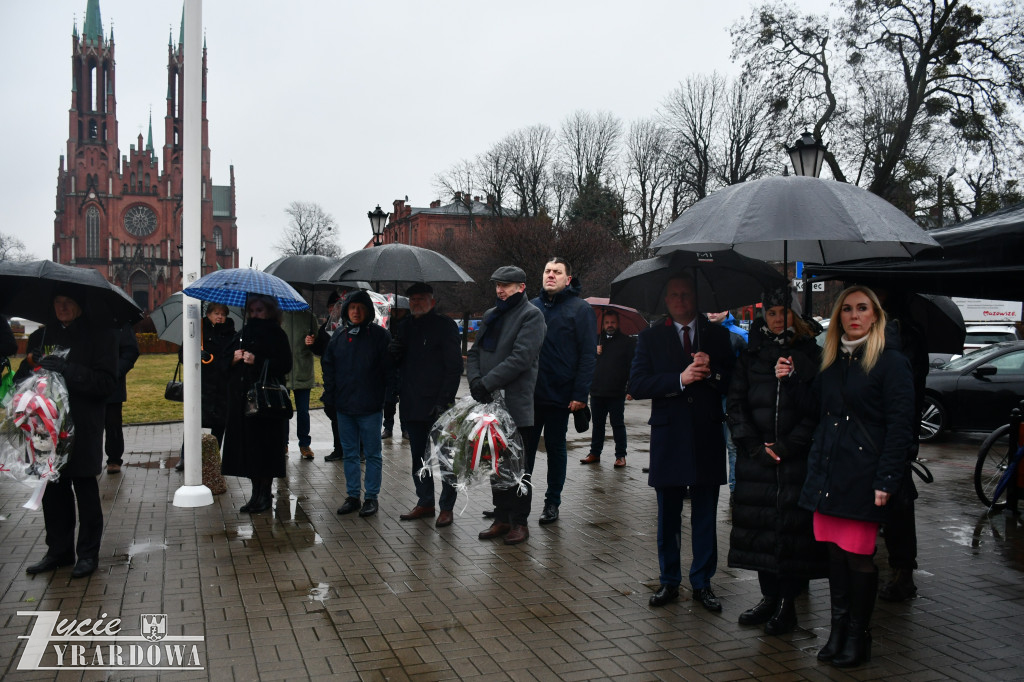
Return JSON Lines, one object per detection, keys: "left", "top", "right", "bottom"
{"left": 973, "top": 401, "right": 1023, "bottom": 512}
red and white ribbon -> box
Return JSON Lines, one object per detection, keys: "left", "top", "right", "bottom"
{"left": 467, "top": 412, "right": 507, "bottom": 476}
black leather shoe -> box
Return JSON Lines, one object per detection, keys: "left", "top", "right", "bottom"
{"left": 538, "top": 503, "right": 559, "bottom": 525}
{"left": 649, "top": 585, "right": 679, "bottom": 607}
{"left": 359, "top": 499, "right": 379, "bottom": 517}
{"left": 71, "top": 557, "right": 97, "bottom": 578}
{"left": 482, "top": 509, "right": 496, "bottom": 519}
{"left": 381, "top": 428, "right": 393, "bottom": 439}
{"left": 336, "top": 497, "right": 361, "bottom": 514}
{"left": 693, "top": 587, "right": 723, "bottom": 613}
{"left": 738, "top": 597, "right": 779, "bottom": 625}
{"left": 324, "top": 451, "right": 344, "bottom": 462}
{"left": 26, "top": 554, "right": 75, "bottom": 574}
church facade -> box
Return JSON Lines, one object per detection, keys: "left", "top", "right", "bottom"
{"left": 52, "top": 0, "right": 238, "bottom": 312}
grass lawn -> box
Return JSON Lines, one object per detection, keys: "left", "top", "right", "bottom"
{"left": 124, "top": 354, "right": 324, "bottom": 425}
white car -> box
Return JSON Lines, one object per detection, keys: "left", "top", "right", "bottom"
{"left": 962, "top": 324, "right": 1020, "bottom": 355}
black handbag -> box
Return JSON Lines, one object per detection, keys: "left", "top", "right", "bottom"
{"left": 164, "top": 360, "right": 184, "bottom": 402}
{"left": 244, "top": 360, "right": 293, "bottom": 419}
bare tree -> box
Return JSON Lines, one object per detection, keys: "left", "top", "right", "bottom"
{"left": 504, "top": 124, "right": 556, "bottom": 217}
{"left": 558, "top": 110, "right": 623, "bottom": 194}
{"left": 732, "top": 0, "right": 1024, "bottom": 206}
{"left": 475, "top": 143, "right": 513, "bottom": 214}
{"left": 662, "top": 73, "right": 728, "bottom": 203}
{"left": 273, "top": 201, "right": 343, "bottom": 257}
{"left": 0, "top": 232, "right": 32, "bottom": 262}
{"left": 433, "top": 159, "right": 476, "bottom": 203}
{"left": 623, "top": 118, "right": 673, "bottom": 256}
{"left": 718, "top": 76, "right": 785, "bottom": 185}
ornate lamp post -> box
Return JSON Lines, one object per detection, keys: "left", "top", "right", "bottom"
{"left": 786, "top": 130, "right": 827, "bottom": 178}
{"left": 367, "top": 205, "right": 389, "bottom": 247}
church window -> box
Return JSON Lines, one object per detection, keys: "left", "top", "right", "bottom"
{"left": 213, "top": 226, "right": 223, "bottom": 250}
{"left": 86, "top": 207, "right": 100, "bottom": 258}
{"left": 89, "top": 119, "right": 98, "bottom": 139}
{"left": 145, "top": 174, "right": 151, "bottom": 192}
{"left": 90, "top": 63, "right": 98, "bottom": 112}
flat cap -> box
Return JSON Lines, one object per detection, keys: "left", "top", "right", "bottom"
{"left": 490, "top": 265, "right": 527, "bottom": 283}
{"left": 405, "top": 282, "right": 433, "bottom": 296}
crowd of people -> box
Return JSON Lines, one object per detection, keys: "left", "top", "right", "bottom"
{"left": 9, "top": 259, "right": 922, "bottom": 670}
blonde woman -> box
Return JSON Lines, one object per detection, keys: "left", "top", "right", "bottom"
{"left": 776, "top": 285, "right": 914, "bottom": 668}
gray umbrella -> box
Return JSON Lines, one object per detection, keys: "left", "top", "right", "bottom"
{"left": 319, "top": 244, "right": 473, "bottom": 287}
{"left": 610, "top": 250, "right": 786, "bottom": 316}
{"left": 150, "top": 291, "right": 245, "bottom": 345}
{"left": 651, "top": 176, "right": 940, "bottom": 264}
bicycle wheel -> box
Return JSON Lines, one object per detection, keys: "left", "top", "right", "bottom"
{"left": 974, "top": 424, "right": 1012, "bottom": 509}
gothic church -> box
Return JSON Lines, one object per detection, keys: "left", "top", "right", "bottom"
{"left": 53, "top": 0, "right": 238, "bottom": 312}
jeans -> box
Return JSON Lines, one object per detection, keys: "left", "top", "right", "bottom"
{"left": 589, "top": 395, "right": 627, "bottom": 458}
{"left": 336, "top": 411, "right": 383, "bottom": 500}
{"left": 723, "top": 397, "right": 737, "bottom": 492}
{"left": 292, "top": 389, "right": 311, "bottom": 448}
{"left": 524, "top": 405, "right": 570, "bottom": 508}
{"left": 407, "top": 420, "right": 456, "bottom": 510}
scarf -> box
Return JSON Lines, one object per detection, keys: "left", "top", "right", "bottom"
{"left": 476, "top": 292, "right": 524, "bottom": 352}
{"left": 840, "top": 333, "right": 869, "bottom": 356}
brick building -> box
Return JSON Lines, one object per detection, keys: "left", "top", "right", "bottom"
{"left": 52, "top": 0, "right": 238, "bottom": 312}
{"left": 377, "top": 193, "right": 518, "bottom": 247}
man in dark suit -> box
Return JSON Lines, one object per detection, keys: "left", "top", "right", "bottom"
{"left": 628, "top": 274, "right": 734, "bottom": 611}
{"left": 393, "top": 283, "right": 463, "bottom": 528}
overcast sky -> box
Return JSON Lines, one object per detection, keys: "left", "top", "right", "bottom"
{"left": 2, "top": 0, "right": 822, "bottom": 270}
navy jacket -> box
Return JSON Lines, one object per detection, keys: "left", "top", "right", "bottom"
{"left": 799, "top": 336, "right": 914, "bottom": 523}
{"left": 321, "top": 293, "right": 395, "bottom": 416}
{"left": 531, "top": 279, "right": 597, "bottom": 407}
{"left": 395, "top": 311, "right": 463, "bottom": 423}
{"left": 629, "top": 316, "right": 734, "bottom": 487}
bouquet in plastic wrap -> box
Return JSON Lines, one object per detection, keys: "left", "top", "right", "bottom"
{"left": 421, "top": 395, "right": 528, "bottom": 495}
{"left": 0, "top": 349, "right": 74, "bottom": 510}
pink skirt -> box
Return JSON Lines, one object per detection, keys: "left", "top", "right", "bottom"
{"left": 813, "top": 511, "right": 879, "bottom": 555}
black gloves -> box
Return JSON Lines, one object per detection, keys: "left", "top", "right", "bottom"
{"left": 38, "top": 355, "right": 68, "bottom": 374}
{"left": 388, "top": 337, "right": 406, "bottom": 362}
{"left": 469, "top": 378, "right": 492, "bottom": 403}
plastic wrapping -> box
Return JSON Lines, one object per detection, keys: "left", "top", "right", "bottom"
{"left": 0, "top": 349, "right": 74, "bottom": 510}
{"left": 421, "top": 395, "right": 528, "bottom": 494}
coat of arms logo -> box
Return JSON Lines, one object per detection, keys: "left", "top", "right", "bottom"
{"left": 140, "top": 614, "right": 167, "bottom": 642}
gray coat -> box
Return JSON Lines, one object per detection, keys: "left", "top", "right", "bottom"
{"left": 467, "top": 295, "right": 546, "bottom": 428}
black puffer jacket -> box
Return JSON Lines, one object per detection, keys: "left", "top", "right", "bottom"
{"left": 799, "top": 328, "right": 915, "bottom": 523}
{"left": 727, "top": 321, "right": 826, "bottom": 577}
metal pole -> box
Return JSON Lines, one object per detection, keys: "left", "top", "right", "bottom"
{"left": 174, "top": 0, "right": 213, "bottom": 507}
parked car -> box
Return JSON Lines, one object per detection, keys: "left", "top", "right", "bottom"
{"left": 920, "top": 340, "right": 1024, "bottom": 441}
{"left": 961, "top": 324, "right": 1020, "bottom": 354}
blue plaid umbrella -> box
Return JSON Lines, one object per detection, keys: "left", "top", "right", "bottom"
{"left": 183, "top": 268, "right": 309, "bottom": 311}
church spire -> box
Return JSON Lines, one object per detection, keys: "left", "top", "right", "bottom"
{"left": 146, "top": 109, "right": 155, "bottom": 161}
{"left": 178, "top": 4, "right": 185, "bottom": 46}
{"left": 83, "top": 0, "right": 103, "bottom": 44}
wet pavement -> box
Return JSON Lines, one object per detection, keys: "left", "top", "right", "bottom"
{"left": 1, "top": 380, "right": 1022, "bottom": 681}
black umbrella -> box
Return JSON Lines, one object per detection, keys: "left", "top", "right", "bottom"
{"left": 609, "top": 250, "right": 786, "bottom": 316}
{"left": 908, "top": 294, "right": 966, "bottom": 355}
{"left": 805, "top": 201, "right": 1024, "bottom": 299}
{"left": 0, "top": 260, "right": 143, "bottom": 326}
{"left": 263, "top": 254, "right": 344, "bottom": 289}
{"left": 651, "top": 176, "right": 940, "bottom": 265}
{"left": 319, "top": 244, "right": 474, "bottom": 289}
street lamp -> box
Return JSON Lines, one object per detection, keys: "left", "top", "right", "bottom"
{"left": 177, "top": 241, "right": 208, "bottom": 269}
{"left": 786, "top": 130, "right": 828, "bottom": 178}
{"left": 367, "top": 205, "right": 389, "bottom": 247}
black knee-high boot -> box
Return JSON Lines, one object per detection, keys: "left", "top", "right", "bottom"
{"left": 833, "top": 568, "right": 877, "bottom": 667}
{"left": 248, "top": 478, "right": 273, "bottom": 514}
{"left": 239, "top": 477, "right": 258, "bottom": 512}
{"left": 817, "top": 558, "right": 851, "bottom": 662}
